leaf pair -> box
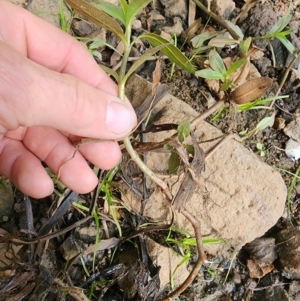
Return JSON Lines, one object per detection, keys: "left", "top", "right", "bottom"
{"left": 195, "top": 49, "right": 246, "bottom": 90}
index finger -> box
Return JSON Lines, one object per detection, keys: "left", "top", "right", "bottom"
{"left": 0, "top": 0, "right": 116, "bottom": 94}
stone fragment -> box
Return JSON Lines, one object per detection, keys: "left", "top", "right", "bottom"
{"left": 285, "top": 139, "right": 300, "bottom": 161}
{"left": 162, "top": 17, "right": 184, "bottom": 36}
{"left": 284, "top": 118, "right": 300, "bottom": 143}
{"left": 27, "top": 0, "right": 71, "bottom": 29}
{"left": 125, "top": 75, "right": 287, "bottom": 258}
{"left": 145, "top": 237, "right": 189, "bottom": 291}
{"left": 209, "top": 0, "right": 235, "bottom": 19}
{"left": 159, "top": 0, "right": 187, "bottom": 19}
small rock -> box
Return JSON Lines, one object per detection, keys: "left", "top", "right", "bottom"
{"left": 284, "top": 118, "right": 300, "bottom": 142}
{"left": 145, "top": 237, "right": 189, "bottom": 291}
{"left": 27, "top": 0, "right": 71, "bottom": 29}
{"left": 285, "top": 138, "right": 300, "bottom": 160}
{"left": 163, "top": 17, "right": 184, "bottom": 36}
{"left": 71, "top": 19, "right": 98, "bottom": 37}
{"left": 159, "top": 31, "right": 172, "bottom": 41}
{"left": 209, "top": 0, "right": 235, "bottom": 19}
{"left": 159, "top": 0, "right": 187, "bottom": 19}
{"left": 132, "top": 19, "right": 142, "bottom": 31}
{"left": 150, "top": 10, "right": 166, "bottom": 21}
{"left": 273, "top": 117, "right": 286, "bottom": 130}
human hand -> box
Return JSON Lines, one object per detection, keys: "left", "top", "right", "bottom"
{"left": 0, "top": 0, "right": 136, "bottom": 198}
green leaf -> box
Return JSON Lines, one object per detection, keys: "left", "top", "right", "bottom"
{"left": 209, "top": 49, "right": 226, "bottom": 75}
{"left": 239, "top": 37, "right": 252, "bottom": 55}
{"left": 168, "top": 152, "right": 181, "bottom": 174}
{"left": 91, "top": 50, "right": 102, "bottom": 61}
{"left": 88, "top": 38, "right": 106, "bottom": 49}
{"left": 122, "top": 44, "right": 167, "bottom": 83}
{"left": 225, "top": 20, "right": 244, "bottom": 40}
{"left": 99, "top": 64, "right": 119, "bottom": 82}
{"left": 185, "top": 145, "right": 194, "bottom": 156}
{"left": 220, "top": 78, "right": 232, "bottom": 91}
{"left": 164, "top": 144, "right": 173, "bottom": 151}
{"left": 64, "top": 0, "right": 125, "bottom": 42}
{"left": 119, "top": 0, "right": 128, "bottom": 14}
{"left": 255, "top": 116, "right": 275, "bottom": 131}
{"left": 256, "top": 143, "right": 263, "bottom": 150}
{"left": 225, "top": 58, "right": 246, "bottom": 77}
{"left": 268, "top": 11, "right": 292, "bottom": 35}
{"left": 126, "top": 0, "right": 152, "bottom": 25}
{"left": 92, "top": 2, "right": 126, "bottom": 25}
{"left": 195, "top": 69, "right": 224, "bottom": 80}
{"left": 177, "top": 120, "right": 191, "bottom": 143}
{"left": 276, "top": 35, "right": 297, "bottom": 55}
{"left": 140, "top": 33, "right": 195, "bottom": 73}
{"left": 190, "top": 31, "right": 220, "bottom": 48}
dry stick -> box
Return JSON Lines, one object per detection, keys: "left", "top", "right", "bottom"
{"left": 190, "top": 99, "right": 225, "bottom": 129}
{"left": 158, "top": 207, "right": 206, "bottom": 301}
{"left": 269, "top": 51, "right": 300, "bottom": 108}
{"left": 54, "top": 278, "right": 90, "bottom": 301}
{"left": 191, "top": 0, "right": 241, "bottom": 40}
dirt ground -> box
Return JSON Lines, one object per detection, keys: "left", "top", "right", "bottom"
{"left": 0, "top": 0, "right": 300, "bottom": 300}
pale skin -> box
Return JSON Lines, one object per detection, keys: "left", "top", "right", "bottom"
{"left": 0, "top": 0, "right": 136, "bottom": 198}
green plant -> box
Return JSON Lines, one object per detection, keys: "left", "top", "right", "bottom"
{"left": 256, "top": 143, "right": 265, "bottom": 157}
{"left": 254, "top": 4, "right": 296, "bottom": 66}
{"left": 64, "top": 0, "right": 194, "bottom": 201}
{"left": 195, "top": 49, "right": 246, "bottom": 91}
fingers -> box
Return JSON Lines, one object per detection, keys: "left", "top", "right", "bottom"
{"left": 1, "top": 126, "right": 123, "bottom": 197}
{"left": 0, "top": 41, "right": 136, "bottom": 139}
{"left": 0, "top": 138, "right": 54, "bottom": 198}
{"left": 0, "top": 0, "right": 116, "bottom": 93}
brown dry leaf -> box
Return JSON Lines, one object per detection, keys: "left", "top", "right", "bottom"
{"left": 247, "top": 258, "right": 274, "bottom": 279}
{"left": 245, "top": 237, "right": 277, "bottom": 264}
{"left": 110, "top": 41, "right": 124, "bottom": 67}
{"left": 152, "top": 59, "right": 161, "bottom": 95}
{"left": 185, "top": 18, "right": 202, "bottom": 40}
{"left": 235, "top": 0, "right": 260, "bottom": 23}
{"left": 188, "top": 0, "right": 196, "bottom": 27}
{"left": 230, "top": 77, "right": 273, "bottom": 104}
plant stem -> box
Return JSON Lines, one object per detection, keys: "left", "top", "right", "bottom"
{"left": 118, "top": 20, "right": 173, "bottom": 200}
{"left": 191, "top": 0, "right": 240, "bottom": 40}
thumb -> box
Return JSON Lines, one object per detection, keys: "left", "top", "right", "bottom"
{"left": 0, "top": 41, "right": 136, "bottom": 139}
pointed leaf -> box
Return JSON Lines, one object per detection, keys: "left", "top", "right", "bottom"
{"left": 230, "top": 77, "right": 273, "bottom": 104}
{"left": 239, "top": 37, "right": 252, "bottom": 56}
{"left": 225, "top": 20, "right": 244, "bottom": 40}
{"left": 268, "top": 12, "right": 292, "bottom": 35}
{"left": 177, "top": 120, "right": 191, "bottom": 143}
{"left": 190, "top": 31, "right": 220, "bottom": 48}
{"left": 276, "top": 35, "right": 297, "bottom": 56}
{"left": 123, "top": 44, "right": 167, "bottom": 83}
{"left": 255, "top": 115, "right": 275, "bottom": 131}
{"left": 209, "top": 49, "right": 226, "bottom": 75}
{"left": 225, "top": 58, "right": 246, "bottom": 77}
{"left": 140, "top": 33, "right": 195, "bottom": 73}
{"left": 92, "top": 2, "right": 126, "bottom": 25}
{"left": 195, "top": 69, "right": 224, "bottom": 79}
{"left": 127, "top": 0, "right": 152, "bottom": 24}
{"left": 64, "top": 0, "right": 125, "bottom": 42}
{"left": 168, "top": 152, "right": 181, "bottom": 174}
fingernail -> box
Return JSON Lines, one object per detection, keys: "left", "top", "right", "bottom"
{"left": 106, "top": 101, "right": 133, "bottom": 135}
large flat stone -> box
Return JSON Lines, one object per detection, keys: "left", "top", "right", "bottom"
{"left": 124, "top": 76, "right": 287, "bottom": 257}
